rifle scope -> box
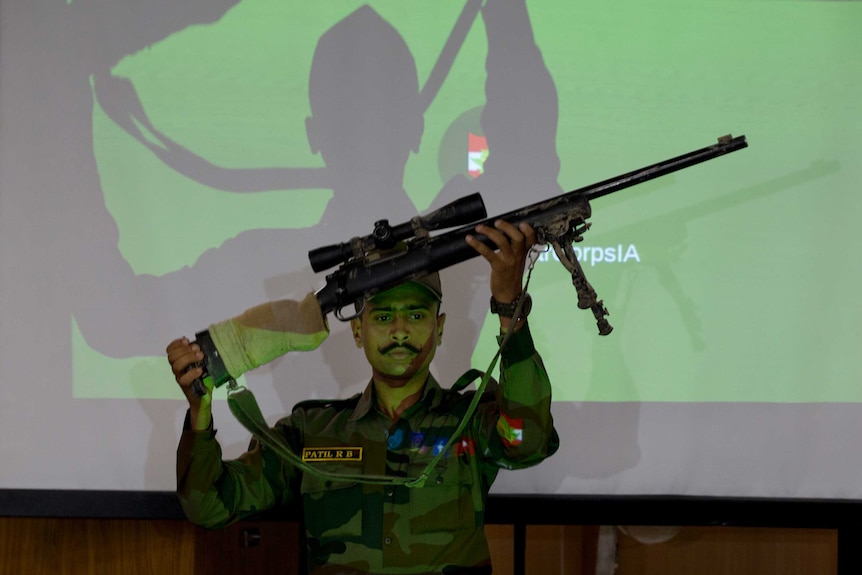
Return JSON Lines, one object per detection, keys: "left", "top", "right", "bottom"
{"left": 308, "top": 192, "right": 487, "bottom": 273}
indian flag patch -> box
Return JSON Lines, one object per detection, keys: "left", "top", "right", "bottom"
{"left": 497, "top": 414, "right": 523, "bottom": 446}
{"left": 468, "top": 132, "right": 488, "bottom": 178}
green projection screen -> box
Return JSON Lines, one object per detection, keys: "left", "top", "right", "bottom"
{"left": 1, "top": 0, "right": 861, "bottom": 500}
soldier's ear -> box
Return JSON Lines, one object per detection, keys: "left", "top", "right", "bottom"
{"left": 350, "top": 318, "right": 363, "bottom": 348}
{"left": 436, "top": 313, "right": 446, "bottom": 346}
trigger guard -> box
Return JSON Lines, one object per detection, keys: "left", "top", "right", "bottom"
{"left": 335, "top": 300, "right": 365, "bottom": 322}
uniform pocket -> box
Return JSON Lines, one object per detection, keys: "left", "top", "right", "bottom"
{"left": 300, "top": 465, "right": 363, "bottom": 539}
{"left": 406, "top": 458, "right": 476, "bottom": 534}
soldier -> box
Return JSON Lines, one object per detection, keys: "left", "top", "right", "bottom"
{"left": 167, "top": 220, "right": 558, "bottom": 574}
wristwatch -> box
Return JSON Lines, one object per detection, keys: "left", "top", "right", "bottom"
{"left": 490, "top": 292, "right": 532, "bottom": 320}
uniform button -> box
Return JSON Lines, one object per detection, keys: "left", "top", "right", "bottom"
{"left": 384, "top": 537, "right": 392, "bottom": 545}
{"left": 386, "top": 489, "right": 394, "bottom": 497}
{"left": 436, "top": 476, "right": 444, "bottom": 485}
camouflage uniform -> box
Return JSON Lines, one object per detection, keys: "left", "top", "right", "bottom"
{"left": 177, "top": 323, "right": 558, "bottom": 574}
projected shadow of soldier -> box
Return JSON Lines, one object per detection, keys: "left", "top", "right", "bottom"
{"left": 125, "top": 1, "right": 641, "bottom": 487}
{"left": 89, "top": 0, "right": 646, "bottom": 487}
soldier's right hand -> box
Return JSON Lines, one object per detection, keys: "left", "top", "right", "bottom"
{"left": 166, "top": 337, "right": 206, "bottom": 403}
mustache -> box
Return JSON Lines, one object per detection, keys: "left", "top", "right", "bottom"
{"left": 379, "top": 343, "right": 421, "bottom": 355}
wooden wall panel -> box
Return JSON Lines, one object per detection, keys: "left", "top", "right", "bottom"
{"left": 616, "top": 526, "right": 838, "bottom": 575}
{"left": 523, "top": 525, "right": 599, "bottom": 575}
{"left": 0, "top": 518, "right": 195, "bottom": 575}
{"left": 486, "top": 524, "right": 514, "bottom": 575}
{"left": 0, "top": 518, "right": 840, "bottom": 575}
{"left": 194, "top": 519, "right": 300, "bottom": 575}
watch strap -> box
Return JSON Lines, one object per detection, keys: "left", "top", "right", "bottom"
{"left": 490, "top": 292, "right": 532, "bottom": 319}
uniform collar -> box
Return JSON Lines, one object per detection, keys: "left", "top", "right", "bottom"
{"left": 349, "top": 374, "right": 444, "bottom": 422}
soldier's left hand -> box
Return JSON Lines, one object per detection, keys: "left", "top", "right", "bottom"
{"left": 466, "top": 220, "right": 537, "bottom": 304}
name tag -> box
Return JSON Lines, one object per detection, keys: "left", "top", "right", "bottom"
{"left": 302, "top": 447, "right": 364, "bottom": 462}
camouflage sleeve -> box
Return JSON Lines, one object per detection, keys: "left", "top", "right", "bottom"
{"left": 176, "top": 412, "right": 300, "bottom": 528}
{"left": 477, "top": 322, "right": 559, "bottom": 470}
